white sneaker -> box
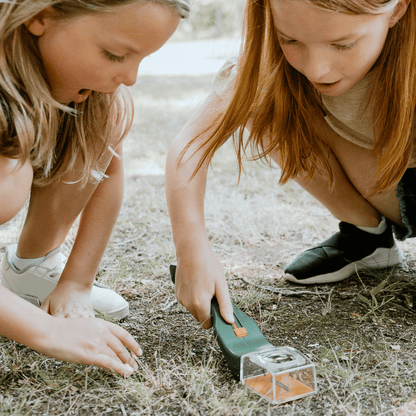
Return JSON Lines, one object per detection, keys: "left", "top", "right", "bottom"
{"left": 1, "top": 244, "right": 129, "bottom": 320}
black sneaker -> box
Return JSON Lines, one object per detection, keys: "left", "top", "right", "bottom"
{"left": 284, "top": 222, "right": 403, "bottom": 284}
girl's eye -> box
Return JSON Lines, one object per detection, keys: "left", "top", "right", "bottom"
{"left": 334, "top": 42, "right": 355, "bottom": 51}
{"left": 103, "top": 50, "right": 126, "bottom": 63}
{"left": 278, "top": 36, "right": 297, "bottom": 46}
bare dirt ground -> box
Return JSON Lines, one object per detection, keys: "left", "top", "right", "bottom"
{"left": 0, "top": 39, "right": 415, "bottom": 415}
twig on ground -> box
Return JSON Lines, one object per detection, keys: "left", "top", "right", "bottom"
{"left": 120, "top": 403, "right": 128, "bottom": 416}
{"left": 112, "top": 232, "right": 147, "bottom": 247}
{"left": 160, "top": 300, "right": 178, "bottom": 312}
{"left": 325, "top": 373, "right": 354, "bottom": 416}
{"left": 239, "top": 275, "right": 333, "bottom": 297}
{"left": 321, "top": 288, "right": 334, "bottom": 316}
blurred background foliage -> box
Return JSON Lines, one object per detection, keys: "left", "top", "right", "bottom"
{"left": 173, "top": 0, "right": 247, "bottom": 40}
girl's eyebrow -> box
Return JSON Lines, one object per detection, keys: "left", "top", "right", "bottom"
{"left": 108, "top": 39, "right": 141, "bottom": 54}
{"left": 327, "top": 34, "right": 356, "bottom": 42}
{"left": 275, "top": 28, "right": 294, "bottom": 39}
{"left": 275, "top": 27, "right": 355, "bottom": 43}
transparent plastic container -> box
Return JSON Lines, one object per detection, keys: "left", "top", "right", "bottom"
{"left": 241, "top": 345, "right": 317, "bottom": 405}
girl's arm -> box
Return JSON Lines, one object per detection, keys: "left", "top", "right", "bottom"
{"left": 0, "top": 283, "right": 141, "bottom": 375}
{"left": 165, "top": 92, "right": 235, "bottom": 328}
{"left": 39, "top": 143, "right": 125, "bottom": 318}
{"left": 0, "top": 151, "right": 140, "bottom": 374}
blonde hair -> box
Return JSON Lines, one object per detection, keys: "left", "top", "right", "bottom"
{"left": 188, "top": 0, "right": 416, "bottom": 193}
{"left": 0, "top": 0, "right": 189, "bottom": 186}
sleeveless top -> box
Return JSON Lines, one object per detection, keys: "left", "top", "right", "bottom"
{"left": 0, "top": 92, "right": 18, "bottom": 156}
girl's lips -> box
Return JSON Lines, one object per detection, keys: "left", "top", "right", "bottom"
{"left": 311, "top": 80, "right": 341, "bottom": 95}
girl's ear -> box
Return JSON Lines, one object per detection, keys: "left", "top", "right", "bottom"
{"left": 389, "top": 0, "right": 411, "bottom": 27}
{"left": 24, "top": 7, "right": 55, "bottom": 36}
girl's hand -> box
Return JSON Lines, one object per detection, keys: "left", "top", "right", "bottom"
{"left": 0, "top": 284, "right": 141, "bottom": 376}
{"left": 175, "top": 246, "right": 234, "bottom": 329}
{"left": 40, "top": 280, "right": 95, "bottom": 318}
{"left": 39, "top": 316, "right": 142, "bottom": 376}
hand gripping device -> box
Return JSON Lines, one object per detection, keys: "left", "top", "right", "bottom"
{"left": 169, "top": 265, "right": 317, "bottom": 405}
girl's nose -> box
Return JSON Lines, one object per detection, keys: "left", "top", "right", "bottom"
{"left": 302, "top": 48, "right": 332, "bottom": 83}
{"left": 115, "top": 62, "right": 140, "bottom": 87}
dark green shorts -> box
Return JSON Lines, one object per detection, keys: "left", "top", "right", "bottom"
{"left": 394, "top": 168, "right": 416, "bottom": 240}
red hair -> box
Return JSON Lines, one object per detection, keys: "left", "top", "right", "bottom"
{"left": 184, "top": 0, "right": 416, "bottom": 193}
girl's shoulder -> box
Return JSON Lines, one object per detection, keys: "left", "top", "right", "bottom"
{"left": 213, "top": 56, "right": 239, "bottom": 97}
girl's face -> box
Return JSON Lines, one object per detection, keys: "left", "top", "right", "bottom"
{"left": 270, "top": 0, "right": 400, "bottom": 96}
{"left": 25, "top": 2, "right": 180, "bottom": 104}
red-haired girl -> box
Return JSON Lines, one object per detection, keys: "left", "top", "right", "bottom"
{"left": 166, "top": 0, "right": 415, "bottom": 327}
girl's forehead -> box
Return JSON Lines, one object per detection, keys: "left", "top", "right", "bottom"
{"left": 270, "top": 0, "right": 390, "bottom": 37}
{"left": 269, "top": 0, "right": 399, "bottom": 15}
{"left": 73, "top": 3, "right": 177, "bottom": 35}
{"left": 44, "top": 2, "right": 180, "bottom": 59}
{"left": 270, "top": 0, "right": 344, "bottom": 14}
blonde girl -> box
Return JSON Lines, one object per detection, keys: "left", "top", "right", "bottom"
{"left": 0, "top": 0, "right": 189, "bottom": 375}
{"left": 166, "top": 0, "right": 415, "bottom": 327}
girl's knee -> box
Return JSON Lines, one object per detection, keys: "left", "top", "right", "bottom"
{"left": 0, "top": 157, "right": 33, "bottom": 224}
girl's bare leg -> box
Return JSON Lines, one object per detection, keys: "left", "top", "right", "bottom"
{"left": 2, "top": 144, "right": 127, "bottom": 319}
{"left": 329, "top": 130, "right": 402, "bottom": 226}
{"left": 16, "top": 147, "right": 118, "bottom": 259}
{"left": 290, "top": 127, "right": 402, "bottom": 228}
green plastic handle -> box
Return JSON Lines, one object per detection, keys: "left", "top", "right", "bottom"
{"left": 169, "top": 264, "right": 272, "bottom": 378}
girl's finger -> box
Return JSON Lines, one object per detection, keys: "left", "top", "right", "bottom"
{"left": 215, "top": 282, "right": 235, "bottom": 325}
{"left": 194, "top": 307, "right": 212, "bottom": 329}
{"left": 181, "top": 302, "right": 207, "bottom": 327}
{"left": 40, "top": 300, "right": 50, "bottom": 314}
{"left": 199, "top": 314, "right": 213, "bottom": 329}
{"left": 93, "top": 345, "right": 127, "bottom": 368}
{"left": 65, "top": 309, "right": 94, "bottom": 319}
{"left": 194, "top": 295, "right": 213, "bottom": 329}
{"left": 49, "top": 306, "right": 67, "bottom": 319}
{"left": 107, "top": 323, "right": 142, "bottom": 356}
{"left": 92, "top": 353, "right": 135, "bottom": 376}
{"left": 182, "top": 305, "right": 199, "bottom": 324}
{"left": 106, "top": 337, "right": 137, "bottom": 369}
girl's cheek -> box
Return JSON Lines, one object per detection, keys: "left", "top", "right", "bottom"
{"left": 281, "top": 47, "right": 303, "bottom": 73}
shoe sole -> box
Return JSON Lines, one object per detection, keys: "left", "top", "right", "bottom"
{"left": 285, "top": 243, "right": 403, "bottom": 285}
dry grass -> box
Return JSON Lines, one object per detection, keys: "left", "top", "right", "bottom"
{"left": 0, "top": 41, "right": 415, "bottom": 415}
